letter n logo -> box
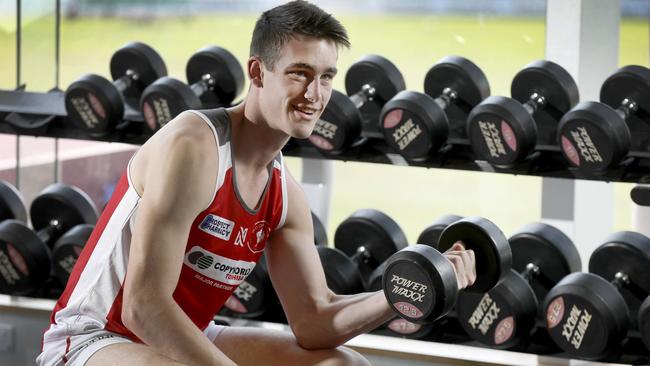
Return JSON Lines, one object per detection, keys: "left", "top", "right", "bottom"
{"left": 235, "top": 227, "right": 248, "bottom": 247}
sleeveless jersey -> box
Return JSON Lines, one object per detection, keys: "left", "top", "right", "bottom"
{"left": 41, "top": 108, "right": 288, "bottom": 345}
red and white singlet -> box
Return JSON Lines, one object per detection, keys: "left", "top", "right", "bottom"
{"left": 41, "top": 108, "right": 287, "bottom": 345}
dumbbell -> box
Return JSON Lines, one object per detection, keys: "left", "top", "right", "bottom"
{"left": 640, "top": 296, "right": 650, "bottom": 351}
{"left": 0, "top": 184, "right": 98, "bottom": 295}
{"left": 418, "top": 214, "right": 464, "bottom": 248}
{"left": 312, "top": 211, "right": 328, "bottom": 246}
{"left": 140, "top": 46, "right": 245, "bottom": 131}
{"left": 467, "top": 60, "right": 579, "bottom": 167}
{"left": 557, "top": 65, "right": 650, "bottom": 173}
{"left": 382, "top": 217, "right": 512, "bottom": 324}
{"left": 318, "top": 209, "right": 408, "bottom": 295}
{"left": 308, "top": 55, "right": 405, "bottom": 154}
{"left": 380, "top": 56, "right": 490, "bottom": 161}
{"left": 0, "top": 180, "right": 26, "bottom": 223}
{"left": 219, "top": 211, "right": 330, "bottom": 320}
{"left": 543, "top": 231, "right": 650, "bottom": 360}
{"left": 51, "top": 224, "right": 94, "bottom": 286}
{"left": 456, "top": 223, "right": 581, "bottom": 350}
{"left": 65, "top": 42, "right": 167, "bottom": 136}
{"left": 366, "top": 214, "right": 463, "bottom": 340}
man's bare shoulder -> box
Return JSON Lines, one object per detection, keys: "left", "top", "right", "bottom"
{"left": 131, "top": 111, "right": 219, "bottom": 196}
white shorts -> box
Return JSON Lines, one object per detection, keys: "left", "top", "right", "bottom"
{"left": 36, "top": 322, "right": 226, "bottom": 366}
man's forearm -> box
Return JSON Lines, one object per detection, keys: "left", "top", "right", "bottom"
{"left": 124, "top": 297, "right": 236, "bottom": 366}
{"left": 292, "top": 290, "right": 396, "bottom": 349}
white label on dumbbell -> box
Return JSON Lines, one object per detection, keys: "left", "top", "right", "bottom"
{"left": 392, "top": 119, "right": 423, "bottom": 151}
{"left": 71, "top": 97, "right": 100, "bottom": 128}
{"left": 390, "top": 274, "right": 428, "bottom": 302}
{"left": 468, "top": 293, "right": 501, "bottom": 335}
{"left": 569, "top": 127, "right": 603, "bottom": 163}
{"left": 478, "top": 121, "right": 507, "bottom": 157}
{"left": 0, "top": 250, "right": 20, "bottom": 285}
{"left": 150, "top": 97, "right": 173, "bottom": 126}
{"left": 313, "top": 119, "right": 338, "bottom": 140}
{"left": 233, "top": 281, "right": 257, "bottom": 302}
{"left": 59, "top": 255, "right": 77, "bottom": 275}
{"left": 561, "top": 304, "right": 592, "bottom": 350}
{"left": 572, "top": 309, "right": 591, "bottom": 350}
{"left": 184, "top": 246, "right": 256, "bottom": 286}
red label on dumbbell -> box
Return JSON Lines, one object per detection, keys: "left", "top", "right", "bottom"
{"left": 87, "top": 92, "right": 106, "bottom": 120}
{"left": 494, "top": 315, "right": 514, "bottom": 345}
{"left": 74, "top": 246, "right": 84, "bottom": 256}
{"left": 500, "top": 121, "right": 517, "bottom": 152}
{"left": 393, "top": 301, "right": 424, "bottom": 318}
{"left": 224, "top": 295, "right": 247, "bottom": 314}
{"left": 7, "top": 244, "right": 29, "bottom": 276}
{"left": 308, "top": 134, "right": 334, "bottom": 151}
{"left": 387, "top": 318, "right": 422, "bottom": 335}
{"left": 383, "top": 109, "right": 403, "bottom": 129}
{"left": 561, "top": 136, "right": 581, "bottom": 167}
{"left": 143, "top": 102, "right": 157, "bottom": 131}
{"left": 546, "top": 296, "right": 565, "bottom": 329}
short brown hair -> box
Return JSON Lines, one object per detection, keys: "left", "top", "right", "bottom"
{"left": 250, "top": 0, "right": 350, "bottom": 70}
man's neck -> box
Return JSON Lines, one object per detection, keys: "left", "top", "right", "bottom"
{"left": 229, "top": 101, "right": 290, "bottom": 172}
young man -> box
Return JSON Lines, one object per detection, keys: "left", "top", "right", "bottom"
{"left": 38, "top": 1, "right": 476, "bottom": 365}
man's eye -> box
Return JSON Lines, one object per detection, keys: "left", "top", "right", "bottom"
{"left": 290, "top": 71, "right": 307, "bottom": 78}
{"left": 322, "top": 74, "right": 334, "bottom": 81}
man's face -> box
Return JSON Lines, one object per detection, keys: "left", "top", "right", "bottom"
{"left": 257, "top": 35, "right": 338, "bottom": 139}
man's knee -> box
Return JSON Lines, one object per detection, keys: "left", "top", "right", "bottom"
{"left": 330, "top": 346, "right": 371, "bottom": 366}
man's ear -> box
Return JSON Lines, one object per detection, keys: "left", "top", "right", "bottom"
{"left": 248, "top": 57, "right": 264, "bottom": 88}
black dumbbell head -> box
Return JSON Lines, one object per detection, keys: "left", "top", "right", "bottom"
{"left": 380, "top": 91, "right": 449, "bottom": 161}
{"left": 311, "top": 211, "right": 328, "bottom": 246}
{"left": 110, "top": 41, "right": 168, "bottom": 109}
{"left": 600, "top": 65, "right": 650, "bottom": 128}
{"left": 511, "top": 60, "right": 579, "bottom": 118}
{"left": 417, "top": 214, "right": 464, "bottom": 249}
{"left": 186, "top": 46, "right": 245, "bottom": 108}
{"left": 383, "top": 244, "right": 458, "bottom": 324}
{"left": 557, "top": 101, "right": 630, "bottom": 172}
{"left": 345, "top": 55, "right": 405, "bottom": 103}
{"left": 0, "top": 180, "right": 26, "bottom": 223}
{"left": 221, "top": 257, "right": 273, "bottom": 319}
{"left": 510, "top": 222, "right": 581, "bottom": 305}
{"left": 140, "top": 76, "right": 203, "bottom": 131}
{"left": 0, "top": 220, "right": 52, "bottom": 295}
{"left": 334, "top": 208, "right": 408, "bottom": 278}
{"left": 467, "top": 95, "right": 538, "bottom": 166}
{"left": 457, "top": 269, "right": 538, "bottom": 349}
{"left": 317, "top": 246, "right": 365, "bottom": 295}
{"left": 51, "top": 224, "right": 93, "bottom": 286}
{"left": 589, "top": 231, "right": 650, "bottom": 329}
{"left": 640, "top": 296, "right": 650, "bottom": 351}
{"left": 438, "top": 217, "right": 512, "bottom": 293}
{"left": 543, "top": 272, "right": 629, "bottom": 360}
{"left": 65, "top": 74, "right": 125, "bottom": 135}
{"left": 309, "top": 89, "right": 362, "bottom": 154}
{"left": 30, "top": 184, "right": 99, "bottom": 236}
{"left": 424, "top": 55, "right": 490, "bottom": 112}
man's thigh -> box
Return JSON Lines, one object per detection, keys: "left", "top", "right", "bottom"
{"left": 85, "top": 343, "right": 186, "bottom": 366}
{"left": 213, "top": 326, "right": 370, "bottom": 366}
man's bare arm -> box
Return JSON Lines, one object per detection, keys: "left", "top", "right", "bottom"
{"left": 121, "top": 113, "right": 237, "bottom": 366}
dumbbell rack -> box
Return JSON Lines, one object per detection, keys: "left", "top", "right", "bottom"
{"left": 3, "top": 87, "right": 650, "bottom": 184}
{"left": 1, "top": 0, "right": 649, "bottom": 365}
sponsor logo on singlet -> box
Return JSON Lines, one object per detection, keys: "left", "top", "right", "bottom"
{"left": 184, "top": 246, "right": 256, "bottom": 285}
{"left": 198, "top": 214, "right": 235, "bottom": 241}
{"left": 248, "top": 221, "right": 271, "bottom": 253}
